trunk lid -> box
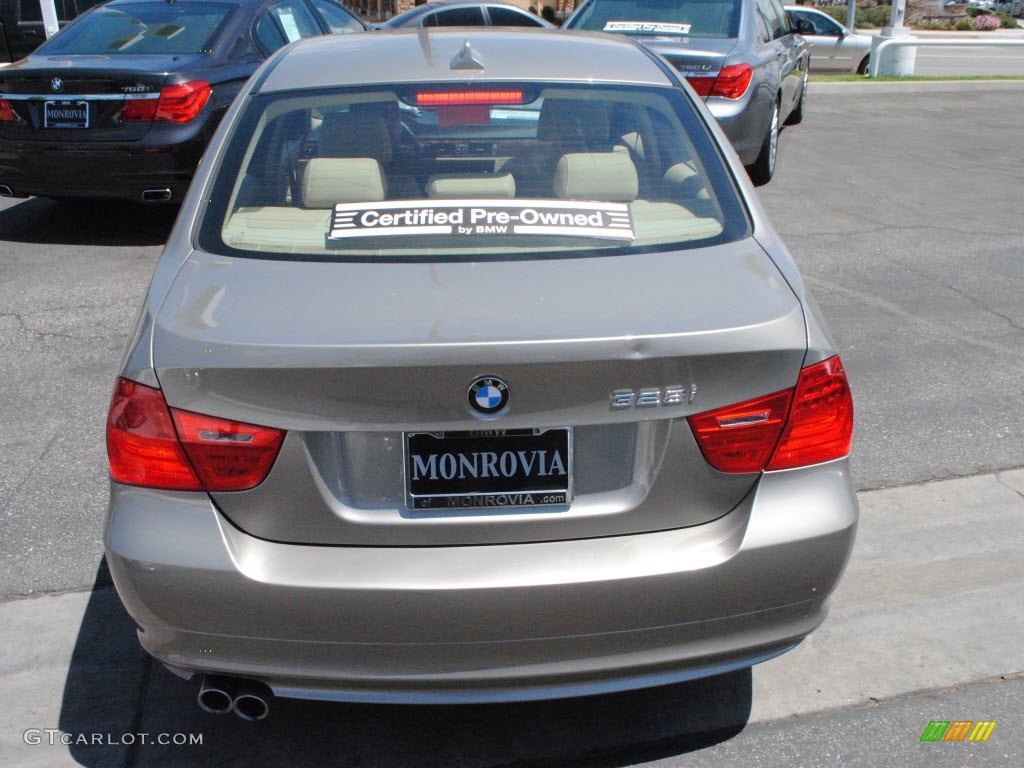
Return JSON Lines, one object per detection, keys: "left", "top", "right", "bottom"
{"left": 0, "top": 55, "right": 201, "bottom": 141}
{"left": 648, "top": 38, "right": 738, "bottom": 98}
{"left": 152, "top": 241, "right": 807, "bottom": 546}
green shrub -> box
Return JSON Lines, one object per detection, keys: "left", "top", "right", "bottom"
{"left": 817, "top": 4, "right": 1014, "bottom": 30}
{"left": 820, "top": 5, "right": 899, "bottom": 29}
{"left": 863, "top": 6, "right": 896, "bottom": 26}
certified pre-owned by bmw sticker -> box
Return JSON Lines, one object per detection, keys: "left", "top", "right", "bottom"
{"left": 104, "top": 28, "right": 857, "bottom": 718}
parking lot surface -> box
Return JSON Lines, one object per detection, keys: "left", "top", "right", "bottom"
{"left": 1, "top": 81, "right": 1022, "bottom": 766}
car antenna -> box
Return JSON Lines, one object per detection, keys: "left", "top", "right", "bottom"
{"left": 450, "top": 41, "right": 484, "bottom": 71}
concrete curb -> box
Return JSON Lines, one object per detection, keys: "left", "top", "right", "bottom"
{"left": 2, "top": 470, "right": 1022, "bottom": 765}
{"left": 810, "top": 78, "right": 1024, "bottom": 94}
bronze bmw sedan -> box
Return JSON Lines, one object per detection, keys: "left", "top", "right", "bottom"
{"left": 105, "top": 27, "right": 856, "bottom": 719}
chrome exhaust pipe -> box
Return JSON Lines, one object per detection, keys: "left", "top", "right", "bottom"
{"left": 197, "top": 675, "right": 236, "bottom": 715}
{"left": 141, "top": 188, "right": 172, "bottom": 202}
{"left": 0, "top": 184, "right": 16, "bottom": 197}
{"left": 232, "top": 680, "right": 272, "bottom": 721}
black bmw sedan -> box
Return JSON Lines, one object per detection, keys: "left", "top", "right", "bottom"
{"left": 0, "top": 0, "right": 369, "bottom": 203}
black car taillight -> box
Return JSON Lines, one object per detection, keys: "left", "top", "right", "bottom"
{"left": 122, "top": 81, "right": 211, "bottom": 123}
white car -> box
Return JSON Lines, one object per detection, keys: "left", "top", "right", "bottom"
{"left": 786, "top": 5, "right": 872, "bottom": 75}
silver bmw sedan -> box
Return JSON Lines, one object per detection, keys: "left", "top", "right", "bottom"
{"left": 104, "top": 26, "right": 856, "bottom": 719}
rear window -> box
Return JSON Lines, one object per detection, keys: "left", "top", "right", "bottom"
{"left": 39, "top": 2, "right": 235, "bottom": 55}
{"left": 198, "top": 83, "right": 750, "bottom": 261}
{"left": 568, "top": 0, "right": 742, "bottom": 39}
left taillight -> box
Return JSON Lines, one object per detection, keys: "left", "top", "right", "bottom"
{"left": 121, "top": 81, "right": 211, "bottom": 123}
{"left": 688, "top": 356, "right": 853, "bottom": 473}
{"left": 107, "top": 378, "right": 285, "bottom": 491}
{"left": 0, "top": 99, "right": 15, "bottom": 121}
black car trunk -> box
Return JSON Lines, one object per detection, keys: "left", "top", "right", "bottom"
{"left": 0, "top": 54, "right": 202, "bottom": 141}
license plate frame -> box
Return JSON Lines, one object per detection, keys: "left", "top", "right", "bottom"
{"left": 404, "top": 428, "right": 572, "bottom": 510}
{"left": 44, "top": 100, "right": 89, "bottom": 129}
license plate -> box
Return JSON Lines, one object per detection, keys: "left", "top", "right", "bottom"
{"left": 44, "top": 100, "right": 89, "bottom": 129}
{"left": 405, "top": 428, "right": 572, "bottom": 510}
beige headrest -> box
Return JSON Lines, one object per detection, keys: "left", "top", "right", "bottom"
{"left": 553, "top": 152, "right": 638, "bottom": 202}
{"left": 425, "top": 173, "right": 516, "bottom": 199}
{"left": 301, "top": 158, "right": 386, "bottom": 208}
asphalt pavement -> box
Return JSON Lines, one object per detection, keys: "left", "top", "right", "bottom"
{"left": 2, "top": 80, "right": 1024, "bottom": 766}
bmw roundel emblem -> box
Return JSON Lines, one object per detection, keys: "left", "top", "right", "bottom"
{"left": 468, "top": 376, "right": 509, "bottom": 416}
{"left": 51, "top": 77, "right": 63, "bottom": 93}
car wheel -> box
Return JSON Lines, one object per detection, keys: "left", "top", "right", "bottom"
{"left": 785, "top": 70, "right": 808, "bottom": 126}
{"left": 747, "top": 98, "right": 779, "bottom": 187}
{"left": 857, "top": 55, "right": 869, "bottom": 76}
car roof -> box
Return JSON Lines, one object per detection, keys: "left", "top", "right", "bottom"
{"left": 412, "top": 0, "right": 533, "bottom": 7}
{"left": 257, "top": 28, "right": 679, "bottom": 92}
{"left": 100, "top": 0, "right": 249, "bottom": 7}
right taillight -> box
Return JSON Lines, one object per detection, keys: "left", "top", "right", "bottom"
{"left": 0, "top": 99, "right": 14, "bottom": 121}
{"left": 107, "top": 377, "right": 285, "bottom": 491}
{"left": 121, "top": 81, "right": 211, "bottom": 123}
{"left": 688, "top": 356, "right": 853, "bottom": 473}
{"left": 767, "top": 357, "right": 853, "bottom": 470}
{"left": 685, "top": 63, "right": 754, "bottom": 100}
{"left": 710, "top": 63, "right": 754, "bottom": 99}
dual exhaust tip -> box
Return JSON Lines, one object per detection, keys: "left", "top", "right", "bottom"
{"left": 197, "top": 675, "right": 272, "bottom": 721}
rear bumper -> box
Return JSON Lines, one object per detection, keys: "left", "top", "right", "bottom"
{"left": 707, "top": 86, "right": 776, "bottom": 167}
{"left": 0, "top": 136, "right": 204, "bottom": 203}
{"left": 105, "top": 461, "right": 858, "bottom": 704}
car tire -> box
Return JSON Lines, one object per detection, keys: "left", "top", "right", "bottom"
{"left": 785, "top": 71, "right": 808, "bottom": 126}
{"left": 857, "top": 56, "right": 869, "bottom": 76}
{"left": 747, "top": 98, "right": 779, "bottom": 187}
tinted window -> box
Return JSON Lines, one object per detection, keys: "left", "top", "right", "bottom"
{"left": 255, "top": 0, "right": 323, "bottom": 53}
{"left": 755, "top": 0, "right": 782, "bottom": 39}
{"left": 424, "top": 7, "right": 486, "bottom": 25}
{"left": 200, "top": 83, "right": 749, "bottom": 262}
{"left": 791, "top": 9, "right": 841, "bottom": 36}
{"left": 309, "top": 0, "right": 365, "bottom": 33}
{"left": 753, "top": 5, "right": 771, "bottom": 43}
{"left": 567, "top": 0, "right": 742, "bottom": 39}
{"left": 769, "top": 0, "right": 791, "bottom": 33}
{"left": 39, "top": 2, "right": 235, "bottom": 55}
{"left": 382, "top": 6, "right": 429, "bottom": 26}
{"left": 21, "top": 0, "right": 43, "bottom": 22}
{"left": 487, "top": 7, "right": 546, "bottom": 26}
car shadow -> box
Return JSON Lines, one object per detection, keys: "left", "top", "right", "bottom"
{"left": 0, "top": 197, "right": 177, "bottom": 247}
{"left": 61, "top": 562, "right": 753, "bottom": 767}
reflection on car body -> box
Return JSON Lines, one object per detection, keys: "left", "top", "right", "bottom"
{"left": 104, "top": 27, "right": 857, "bottom": 715}
{"left": 564, "top": 0, "right": 810, "bottom": 185}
